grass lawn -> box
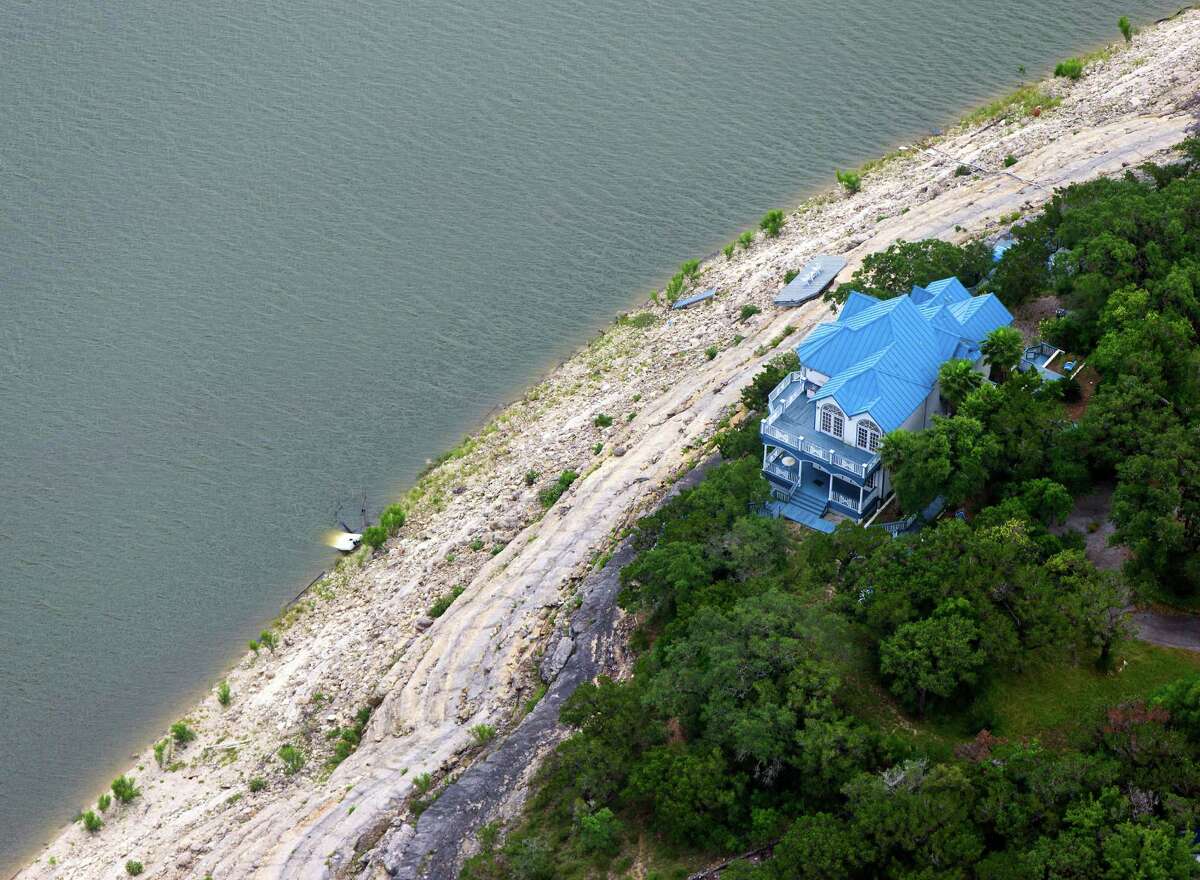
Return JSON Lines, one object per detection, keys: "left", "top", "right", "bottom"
{"left": 933, "top": 641, "right": 1200, "bottom": 748}
{"left": 833, "top": 619, "right": 1200, "bottom": 752}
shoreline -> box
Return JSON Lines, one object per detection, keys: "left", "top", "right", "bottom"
{"left": 14, "top": 10, "right": 1200, "bottom": 878}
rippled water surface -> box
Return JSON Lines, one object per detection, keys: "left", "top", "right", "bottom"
{"left": 0, "top": 0, "right": 1181, "bottom": 869}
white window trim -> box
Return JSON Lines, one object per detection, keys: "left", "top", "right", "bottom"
{"left": 820, "top": 404, "right": 845, "bottom": 440}
{"left": 856, "top": 419, "right": 881, "bottom": 453}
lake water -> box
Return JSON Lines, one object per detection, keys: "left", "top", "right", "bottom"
{"left": 0, "top": 0, "right": 1181, "bottom": 870}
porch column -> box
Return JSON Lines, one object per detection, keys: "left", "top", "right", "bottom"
{"left": 858, "top": 484, "right": 864, "bottom": 512}
{"left": 827, "top": 475, "right": 833, "bottom": 502}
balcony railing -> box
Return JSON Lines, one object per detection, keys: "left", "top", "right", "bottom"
{"left": 765, "top": 462, "right": 797, "bottom": 483}
{"left": 763, "top": 422, "right": 879, "bottom": 480}
{"left": 831, "top": 489, "right": 859, "bottom": 511}
{"left": 767, "top": 372, "right": 805, "bottom": 415}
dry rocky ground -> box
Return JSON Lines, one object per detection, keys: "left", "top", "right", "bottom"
{"left": 18, "top": 10, "right": 1200, "bottom": 879}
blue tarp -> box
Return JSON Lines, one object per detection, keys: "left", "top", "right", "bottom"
{"left": 671, "top": 287, "right": 717, "bottom": 310}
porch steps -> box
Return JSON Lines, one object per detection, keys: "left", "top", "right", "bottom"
{"left": 766, "top": 498, "right": 836, "bottom": 534}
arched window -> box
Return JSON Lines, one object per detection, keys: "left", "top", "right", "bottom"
{"left": 820, "top": 405, "right": 844, "bottom": 439}
{"left": 856, "top": 420, "right": 881, "bottom": 452}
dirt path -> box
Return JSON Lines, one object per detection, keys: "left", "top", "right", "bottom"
{"left": 1133, "top": 611, "right": 1200, "bottom": 652}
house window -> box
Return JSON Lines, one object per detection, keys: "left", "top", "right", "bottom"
{"left": 866, "top": 470, "right": 877, "bottom": 489}
{"left": 820, "top": 406, "right": 844, "bottom": 439}
{"left": 856, "top": 420, "right": 881, "bottom": 452}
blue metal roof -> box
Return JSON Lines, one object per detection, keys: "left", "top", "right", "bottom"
{"left": 799, "top": 295, "right": 942, "bottom": 387}
{"left": 810, "top": 345, "right": 933, "bottom": 432}
{"left": 948, "top": 293, "right": 1013, "bottom": 342}
{"left": 924, "top": 277, "right": 972, "bottom": 303}
{"left": 783, "top": 277, "right": 1013, "bottom": 435}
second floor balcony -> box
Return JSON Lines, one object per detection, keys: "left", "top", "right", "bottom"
{"left": 762, "top": 395, "right": 880, "bottom": 482}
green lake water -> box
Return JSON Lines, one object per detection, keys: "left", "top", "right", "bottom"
{"left": 0, "top": 0, "right": 1181, "bottom": 870}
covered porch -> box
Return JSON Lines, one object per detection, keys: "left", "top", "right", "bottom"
{"left": 762, "top": 446, "right": 884, "bottom": 521}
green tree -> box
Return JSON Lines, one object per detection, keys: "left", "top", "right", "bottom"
{"left": 577, "top": 806, "right": 622, "bottom": 855}
{"left": 1047, "top": 550, "right": 1131, "bottom": 668}
{"left": 828, "top": 238, "right": 993, "bottom": 304}
{"left": 1023, "top": 787, "right": 1196, "bottom": 879}
{"left": 938, "top": 359, "right": 983, "bottom": 413}
{"left": 881, "top": 415, "right": 997, "bottom": 513}
{"left": 740, "top": 352, "right": 800, "bottom": 411}
{"left": 1008, "top": 478, "right": 1073, "bottom": 525}
{"left": 981, "top": 326, "right": 1024, "bottom": 382}
{"left": 879, "top": 598, "right": 986, "bottom": 713}
{"left": 1151, "top": 674, "right": 1200, "bottom": 741}
{"left": 769, "top": 813, "right": 863, "bottom": 879}
{"left": 623, "top": 746, "right": 745, "bottom": 848}
{"left": 1118, "top": 15, "right": 1133, "bottom": 42}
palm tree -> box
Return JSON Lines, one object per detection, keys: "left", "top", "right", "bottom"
{"left": 981, "top": 326, "right": 1024, "bottom": 382}
{"left": 937, "top": 359, "right": 983, "bottom": 414}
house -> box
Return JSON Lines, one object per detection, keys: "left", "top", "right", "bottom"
{"left": 761, "top": 277, "right": 1013, "bottom": 528}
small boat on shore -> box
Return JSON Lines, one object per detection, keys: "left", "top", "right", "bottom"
{"left": 330, "top": 532, "right": 362, "bottom": 553}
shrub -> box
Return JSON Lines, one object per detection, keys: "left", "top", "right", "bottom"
{"left": 1119, "top": 15, "right": 1133, "bottom": 43}
{"left": 524, "top": 683, "right": 548, "bottom": 714}
{"left": 836, "top": 169, "right": 862, "bottom": 193}
{"left": 579, "top": 807, "right": 623, "bottom": 856}
{"left": 705, "top": 346, "right": 718, "bottom": 361}
{"left": 125, "top": 861, "right": 144, "bottom": 876}
{"left": 539, "top": 470, "right": 578, "bottom": 508}
{"left": 328, "top": 707, "right": 372, "bottom": 769}
{"left": 258, "top": 630, "right": 278, "bottom": 652}
{"left": 1004, "top": 154, "right": 1017, "bottom": 167}
{"left": 379, "top": 503, "right": 407, "bottom": 536}
{"left": 153, "top": 739, "right": 168, "bottom": 768}
{"left": 1054, "top": 57, "right": 1084, "bottom": 80}
{"left": 544, "top": 465, "right": 580, "bottom": 509}
{"left": 679, "top": 258, "right": 701, "bottom": 280}
{"left": 664, "top": 271, "right": 686, "bottom": 303}
{"left": 783, "top": 269, "right": 798, "bottom": 285}
{"left": 469, "top": 537, "right": 484, "bottom": 551}
{"left": 111, "top": 775, "right": 140, "bottom": 804}
{"left": 523, "top": 469, "right": 539, "bottom": 487}
{"left": 278, "top": 744, "right": 306, "bottom": 775}
{"left": 737, "top": 230, "right": 754, "bottom": 250}
{"left": 759, "top": 209, "right": 785, "bottom": 237}
{"left": 248, "top": 777, "right": 266, "bottom": 792}
{"left": 470, "top": 723, "right": 498, "bottom": 745}
{"left": 594, "top": 413, "right": 613, "bottom": 428}
{"left": 428, "top": 585, "right": 465, "bottom": 618}
{"left": 97, "top": 793, "right": 111, "bottom": 812}
{"left": 248, "top": 640, "right": 260, "bottom": 654}
{"left": 739, "top": 304, "right": 761, "bottom": 321}
{"left": 616, "top": 311, "right": 657, "bottom": 329}
{"left": 170, "top": 722, "right": 196, "bottom": 746}
{"left": 81, "top": 810, "right": 103, "bottom": 833}
{"left": 361, "top": 524, "right": 387, "bottom": 550}
{"left": 592, "top": 441, "right": 603, "bottom": 454}
{"left": 413, "top": 771, "right": 434, "bottom": 795}
{"left": 217, "top": 681, "right": 231, "bottom": 708}
{"left": 954, "top": 164, "right": 972, "bottom": 177}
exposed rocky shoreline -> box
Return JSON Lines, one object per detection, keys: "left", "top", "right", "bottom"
{"left": 17, "top": 10, "right": 1200, "bottom": 878}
